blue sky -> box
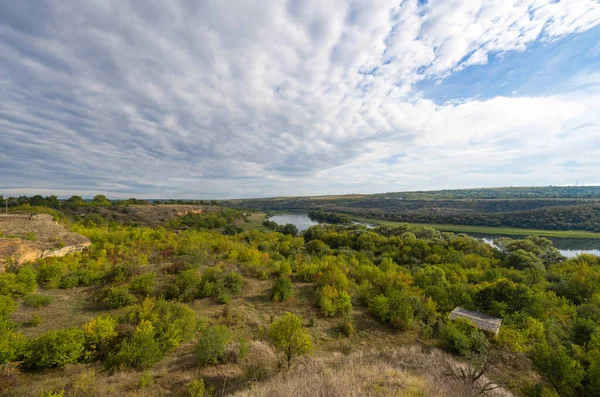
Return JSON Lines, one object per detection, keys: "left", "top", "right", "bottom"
{"left": 1, "top": 0, "right": 599, "bottom": 199}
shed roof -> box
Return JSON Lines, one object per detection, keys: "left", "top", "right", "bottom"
{"left": 449, "top": 307, "right": 503, "bottom": 335}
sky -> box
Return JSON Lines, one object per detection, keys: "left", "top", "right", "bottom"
{"left": 1, "top": 0, "right": 599, "bottom": 199}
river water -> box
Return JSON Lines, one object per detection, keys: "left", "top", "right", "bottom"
{"left": 268, "top": 213, "right": 600, "bottom": 258}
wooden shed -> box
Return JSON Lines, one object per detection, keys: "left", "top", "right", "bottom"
{"left": 449, "top": 307, "right": 503, "bottom": 336}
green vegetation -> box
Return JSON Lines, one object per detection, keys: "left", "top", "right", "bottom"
{"left": 267, "top": 312, "right": 313, "bottom": 369}
{"left": 23, "top": 294, "right": 52, "bottom": 308}
{"left": 225, "top": 186, "right": 600, "bottom": 233}
{"left": 353, "top": 217, "right": 600, "bottom": 239}
{"left": 195, "top": 325, "right": 231, "bottom": 365}
{"left": 262, "top": 220, "right": 299, "bottom": 236}
{"left": 270, "top": 276, "right": 294, "bottom": 302}
{"left": 0, "top": 198, "right": 599, "bottom": 396}
{"left": 308, "top": 210, "right": 351, "bottom": 224}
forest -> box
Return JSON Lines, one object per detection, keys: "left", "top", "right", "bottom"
{"left": 223, "top": 186, "right": 600, "bottom": 232}
{"left": 0, "top": 197, "right": 599, "bottom": 396}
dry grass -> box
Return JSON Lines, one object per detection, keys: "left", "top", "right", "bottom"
{"left": 12, "top": 287, "right": 125, "bottom": 338}
{"left": 233, "top": 348, "right": 514, "bottom": 397}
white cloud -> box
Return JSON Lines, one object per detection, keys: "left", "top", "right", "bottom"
{"left": 0, "top": 0, "right": 599, "bottom": 198}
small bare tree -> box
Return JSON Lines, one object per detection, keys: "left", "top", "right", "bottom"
{"left": 433, "top": 350, "right": 504, "bottom": 396}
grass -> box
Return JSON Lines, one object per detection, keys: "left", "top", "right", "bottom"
{"left": 241, "top": 213, "right": 268, "bottom": 232}
{"left": 352, "top": 217, "right": 600, "bottom": 239}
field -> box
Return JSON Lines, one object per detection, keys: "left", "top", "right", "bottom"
{"left": 352, "top": 217, "right": 600, "bottom": 239}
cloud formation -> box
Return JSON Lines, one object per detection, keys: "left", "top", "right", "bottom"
{"left": 1, "top": 0, "right": 599, "bottom": 198}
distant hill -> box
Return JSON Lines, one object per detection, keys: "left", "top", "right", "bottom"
{"left": 223, "top": 186, "right": 600, "bottom": 232}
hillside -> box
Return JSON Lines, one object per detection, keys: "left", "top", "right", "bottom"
{"left": 0, "top": 214, "right": 90, "bottom": 269}
{"left": 0, "top": 203, "right": 598, "bottom": 397}
{"left": 223, "top": 186, "right": 600, "bottom": 232}
{"left": 62, "top": 204, "right": 221, "bottom": 227}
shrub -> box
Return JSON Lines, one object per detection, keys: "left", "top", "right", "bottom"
{"left": 24, "top": 294, "right": 52, "bottom": 308}
{"left": 0, "top": 267, "right": 37, "bottom": 297}
{"left": 105, "top": 320, "right": 162, "bottom": 370}
{"left": 0, "top": 322, "right": 26, "bottom": 364}
{"left": 318, "top": 285, "right": 352, "bottom": 317}
{"left": 195, "top": 325, "right": 231, "bottom": 365}
{"left": 187, "top": 379, "right": 205, "bottom": 397}
{"left": 271, "top": 276, "right": 294, "bottom": 302}
{"left": 27, "top": 314, "right": 43, "bottom": 327}
{"left": 216, "top": 287, "right": 231, "bottom": 304}
{"left": 138, "top": 370, "right": 154, "bottom": 388}
{"left": 0, "top": 296, "right": 18, "bottom": 317}
{"left": 125, "top": 298, "right": 198, "bottom": 352}
{"left": 241, "top": 341, "right": 278, "bottom": 381}
{"left": 129, "top": 273, "right": 157, "bottom": 297}
{"left": 40, "top": 390, "right": 65, "bottom": 397}
{"left": 103, "top": 286, "right": 136, "bottom": 309}
{"left": 339, "top": 314, "right": 355, "bottom": 337}
{"left": 169, "top": 270, "right": 202, "bottom": 302}
{"left": 223, "top": 271, "right": 244, "bottom": 294}
{"left": 23, "top": 328, "right": 85, "bottom": 369}
{"left": 145, "top": 300, "right": 197, "bottom": 351}
{"left": 82, "top": 315, "right": 118, "bottom": 361}
{"left": 440, "top": 319, "right": 489, "bottom": 356}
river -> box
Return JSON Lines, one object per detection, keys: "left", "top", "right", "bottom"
{"left": 268, "top": 213, "right": 600, "bottom": 258}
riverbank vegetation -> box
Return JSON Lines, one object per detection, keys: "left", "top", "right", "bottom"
{"left": 0, "top": 201, "right": 599, "bottom": 396}
{"left": 223, "top": 186, "right": 600, "bottom": 233}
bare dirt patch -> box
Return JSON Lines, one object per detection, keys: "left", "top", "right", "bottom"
{"left": 0, "top": 214, "right": 90, "bottom": 269}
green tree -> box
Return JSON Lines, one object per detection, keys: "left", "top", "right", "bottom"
{"left": 92, "top": 195, "right": 111, "bottom": 206}
{"left": 67, "top": 195, "right": 84, "bottom": 206}
{"left": 533, "top": 343, "right": 584, "bottom": 396}
{"left": 268, "top": 312, "right": 312, "bottom": 369}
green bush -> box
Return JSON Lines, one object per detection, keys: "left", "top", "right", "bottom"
{"left": 39, "top": 390, "right": 65, "bottom": 397}
{"left": 138, "top": 370, "right": 154, "bottom": 388}
{"left": 533, "top": 343, "right": 585, "bottom": 396}
{"left": 24, "top": 294, "right": 52, "bottom": 308}
{"left": 106, "top": 320, "right": 162, "bottom": 370}
{"left": 0, "top": 326, "right": 26, "bottom": 364}
{"left": 0, "top": 267, "right": 37, "bottom": 297}
{"left": 103, "top": 286, "right": 136, "bottom": 309}
{"left": 187, "top": 379, "right": 205, "bottom": 397}
{"left": 195, "top": 325, "right": 231, "bottom": 365}
{"left": 129, "top": 273, "right": 157, "bottom": 297}
{"left": 27, "top": 314, "right": 43, "bottom": 327}
{"left": 23, "top": 328, "right": 85, "bottom": 369}
{"left": 318, "top": 285, "right": 352, "bottom": 317}
{"left": 0, "top": 296, "right": 18, "bottom": 317}
{"left": 339, "top": 314, "right": 355, "bottom": 337}
{"left": 169, "top": 270, "right": 202, "bottom": 302}
{"left": 128, "top": 299, "right": 198, "bottom": 352}
{"left": 223, "top": 271, "right": 244, "bottom": 294}
{"left": 440, "top": 319, "right": 489, "bottom": 356}
{"left": 271, "top": 276, "right": 294, "bottom": 302}
{"left": 82, "top": 315, "right": 118, "bottom": 361}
